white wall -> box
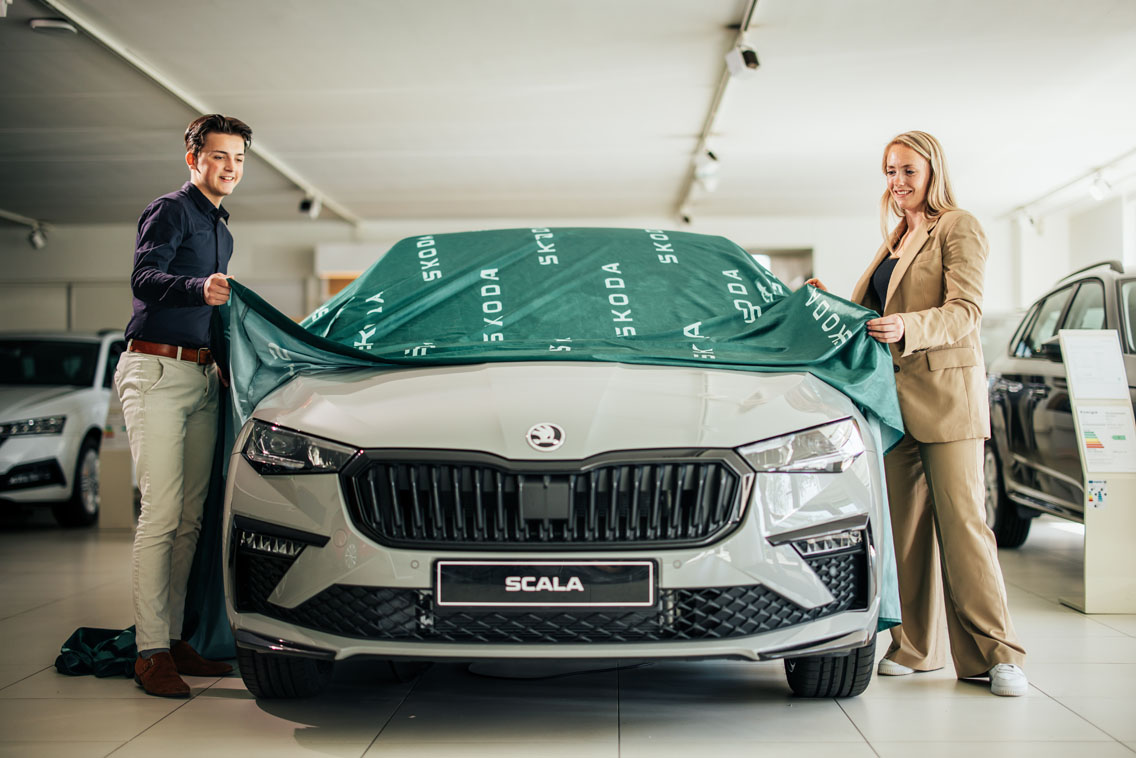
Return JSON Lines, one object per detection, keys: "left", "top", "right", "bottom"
{"left": 1070, "top": 197, "right": 1125, "bottom": 265}
{"left": 0, "top": 220, "right": 354, "bottom": 328}
{"left": 993, "top": 186, "right": 1136, "bottom": 315}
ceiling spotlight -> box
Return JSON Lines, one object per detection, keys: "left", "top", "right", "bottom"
{"left": 29, "top": 18, "right": 79, "bottom": 33}
{"left": 694, "top": 149, "right": 719, "bottom": 177}
{"left": 28, "top": 227, "right": 47, "bottom": 250}
{"left": 725, "top": 44, "right": 759, "bottom": 78}
{"left": 696, "top": 174, "right": 720, "bottom": 193}
{"left": 1013, "top": 209, "right": 1036, "bottom": 228}
{"left": 298, "top": 195, "right": 321, "bottom": 220}
{"left": 694, "top": 149, "right": 720, "bottom": 193}
{"left": 1088, "top": 173, "right": 1112, "bottom": 202}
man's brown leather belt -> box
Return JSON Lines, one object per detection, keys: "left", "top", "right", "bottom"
{"left": 128, "top": 339, "right": 213, "bottom": 365}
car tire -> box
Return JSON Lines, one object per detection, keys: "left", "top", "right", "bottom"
{"left": 52, "top": 437, "right": 100, "bottom": 528}
{"left": 783, "top": 635, "right": 875, "bottom": 698}
{"left": 237, "top": 647, "right": 333, "bottom": 699}
{"left": 983, "top": 445, "right": 1030, "bottom": 548}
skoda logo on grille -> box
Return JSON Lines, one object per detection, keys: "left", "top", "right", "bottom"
{"left": 526, "top": 423, "right": 565, "bottom": 452}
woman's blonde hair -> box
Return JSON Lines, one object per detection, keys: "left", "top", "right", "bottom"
{"left": 879, "top": 130, "right": 958, "bottom": 250}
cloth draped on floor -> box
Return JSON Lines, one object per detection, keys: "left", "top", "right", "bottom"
{"left": 57, "top": 226, "right": 904, "bottom": 676}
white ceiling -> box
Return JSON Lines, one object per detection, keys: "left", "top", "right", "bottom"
{"left": 2, "top": 0, "right": 1136, "bottom": 226}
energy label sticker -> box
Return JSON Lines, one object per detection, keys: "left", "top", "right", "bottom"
{"left": 1087, "top": 480, "right": 1107, "bottom": 509}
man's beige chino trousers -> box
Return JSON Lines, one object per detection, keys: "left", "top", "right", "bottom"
{"left": 116, "top": 350, "right": 218, "bottom": 652}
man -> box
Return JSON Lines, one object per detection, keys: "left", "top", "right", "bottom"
{"left": 115, "top": 114, "right": 251, "bottom": 698}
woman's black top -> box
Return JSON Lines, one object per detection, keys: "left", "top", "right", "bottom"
{"left": 871, "top": 256, "right": 900, "bottom": 313}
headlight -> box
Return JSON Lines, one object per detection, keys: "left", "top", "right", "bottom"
{"left": 241, "top": 420, "right": 357, "bottom": 476}
{"left": 738, "top": 418, "right": 865, "bottom": 473}
{"left": 0, "top": 416, "right": 66, "bottom": 436}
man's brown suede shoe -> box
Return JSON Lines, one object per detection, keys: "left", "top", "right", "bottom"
{"left": 134, "top": 652, "right": 190, "bottom": 698}
{"left": 169, "top": 640, "right": 233, "bottom": 677}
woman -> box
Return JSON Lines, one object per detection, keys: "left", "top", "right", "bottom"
{"left": 809, "top": 131, "right": 1027, "bottom": 696}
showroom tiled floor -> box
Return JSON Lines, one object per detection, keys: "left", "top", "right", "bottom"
{"left": 0, "top": 513, "right": 1133, "bottom": 757}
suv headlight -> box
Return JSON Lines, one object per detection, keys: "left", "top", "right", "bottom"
{"left": 0, "top": 416, "right": 66, "bottom": 436}
{"left": 240, "top": 420, "right": 357, "bottom": 476}
{"left": 738, "top": 418, "right": 865, "bottom": 473}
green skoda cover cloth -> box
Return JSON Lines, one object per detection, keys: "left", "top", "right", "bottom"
{"left": 230, "top": 227, "right": 903, "bottom": 441}
{"left": 227, "top": 226, "right": 903, "bottom": 630}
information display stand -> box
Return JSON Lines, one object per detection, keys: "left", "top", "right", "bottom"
{"left": 1058, "top": 330, "right": 1136, "bottom": 613}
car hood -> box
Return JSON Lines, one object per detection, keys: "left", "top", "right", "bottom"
{"left": 0, "top": 385, "right": 78, "bottom": 419}
{"left": 251, "top": 362, "right": 864, "bottom": 459}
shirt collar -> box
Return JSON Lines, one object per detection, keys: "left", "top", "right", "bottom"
{"left": 182, "top": 181, "right": 230, "bottom": 223}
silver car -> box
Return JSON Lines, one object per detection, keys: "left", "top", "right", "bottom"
{"left": 0, "top": 331, "right": 125, "bottom": 526}
{"left": 224, "top": 358, "right": 887, "bottom": 699}
{"left": 985, "top": 260, "right": 1136, "bottom": 546}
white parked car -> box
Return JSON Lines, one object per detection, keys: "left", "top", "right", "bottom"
{"left": 0, "top": 332, "right": 125, "bottom": 526}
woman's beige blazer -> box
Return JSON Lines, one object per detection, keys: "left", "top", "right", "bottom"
{"left": 850, "top": 209, "right": 990, "bottom": 443}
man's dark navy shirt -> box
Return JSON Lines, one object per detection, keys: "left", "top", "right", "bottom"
{"left": 124, "top": 182, "right": 232, "bottom": 349}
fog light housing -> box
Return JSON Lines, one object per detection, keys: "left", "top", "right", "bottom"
{"left": 237, "top": 529, "right": 306, "bottom": 559}
{"left": 793, "top": 528, "right": 864, "bottom": 557}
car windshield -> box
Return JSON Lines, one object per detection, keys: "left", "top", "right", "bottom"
{"left": 0, "top": 340, "right": 100, "bottom": 387}
{"left": 1122, "top": 280, "right": 1136, "bottom": 353}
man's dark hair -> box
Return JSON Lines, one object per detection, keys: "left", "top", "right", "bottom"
{"left": 184, "top": 114, "right": 252, "bottom": 158}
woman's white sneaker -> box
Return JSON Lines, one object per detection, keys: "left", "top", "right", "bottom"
{"left": 989, "top": 663, "right": 1028, "bottom": 696}
{"left": 877, "top": 658, "right": 915, "bottom": 676}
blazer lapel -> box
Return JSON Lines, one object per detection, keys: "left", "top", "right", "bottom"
{"left": 884, "top": 214, "right": 939, "bottom": 308}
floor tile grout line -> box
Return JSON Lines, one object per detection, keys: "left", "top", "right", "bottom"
{"left": 360, "top": 667, "right": 428, "bottom": 756}
{"left": 0, "top": 576, "right": 133, "bottom": 623}
{"left": 102, "top": 683, "right": 213, "bottom": 756}
{"left": 616, "top": 659, "right": 622, "bottom": 758}
{"left": 1000, "top": 576, "right": 1129, "bottom": 636}
{"left": 0, "top": 597, "right": 85, "bottom": 622}
{"left": 1090, "top": 620, "right": 1136, "bottom": 639}
{"left": 835, "top": 696, "right": 881, "bottom": 758}
{"left": 0, "top": 663, "right": 53, "bottom": 693}
{"left": 1030, "top": 678, "right": 1134, "bottom": 747}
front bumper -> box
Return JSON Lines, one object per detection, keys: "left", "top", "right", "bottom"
{"left": 224, "top": 448, "right": 883, "bottom": 662}
{"left": 0, "top": 434, "right": 73, "bottom": 502}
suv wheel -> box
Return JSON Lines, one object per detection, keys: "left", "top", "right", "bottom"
{"left": 237, "top": 647, "right": 333, "bottom": 699}
{"left": 52, "top": 438, "right": 100, "bottom": 527}
{"left": 983, "top": 445, "right": 1030, "bottom": 548}
{"left": 784, "top": 636, "right": 874, "bottom": 698}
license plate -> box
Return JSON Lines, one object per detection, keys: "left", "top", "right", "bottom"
{"left": 435, "top": 560, "right": 656, "bottom": 608}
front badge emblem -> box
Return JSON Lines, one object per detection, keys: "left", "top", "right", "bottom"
{"left": 526, "top": 423, "right": 565, "bottom": 452}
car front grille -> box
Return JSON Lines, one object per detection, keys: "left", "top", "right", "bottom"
{"left": 233, "top": 546, "right": 868, "bottom": 644}
{"left": 341, "top": 451, "right": 747, "bottom": 550}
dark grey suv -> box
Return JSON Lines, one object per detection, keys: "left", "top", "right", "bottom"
{"left": 985, "top": 261, "right": 1136, "bottom": 547}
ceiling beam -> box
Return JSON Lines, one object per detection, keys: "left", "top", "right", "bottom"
{"left": 36, "top": 0, "right": 362, "bottom": 226}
